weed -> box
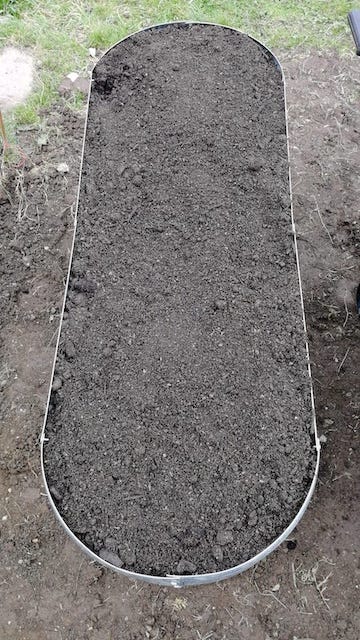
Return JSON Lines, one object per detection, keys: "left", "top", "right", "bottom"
{"left": 170, "top": 596, "right": 188, "bottom": 611}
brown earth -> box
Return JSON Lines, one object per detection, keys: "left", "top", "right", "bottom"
{"left": 0, "top": 50, "right": 359, "bottom": 639}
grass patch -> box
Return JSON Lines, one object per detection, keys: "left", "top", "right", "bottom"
{"left": 0, "top": 0, "right": 358, "bottom": 125}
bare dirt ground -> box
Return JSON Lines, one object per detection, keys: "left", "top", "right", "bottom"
{"left": 0, "top": 51, "right": 359, "bottom": 640}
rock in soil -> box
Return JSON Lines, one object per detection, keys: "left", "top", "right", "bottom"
{"left": 212, "top": 545, "right": 224, "bottom": 562}
{"left": 52, "top": 376, "right": 62, "bottom": 391}
{"left": 64, "top": 339, "right": 76, "bottom": 359}
{"left": 176, "top": 559, "right": 197, "bottom": 575}
{"left": 99, "top": 548, "right": 123, "bottom": 567}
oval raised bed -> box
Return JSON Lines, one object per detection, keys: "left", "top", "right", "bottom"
{"left": 41, "top": 22, "right": 320, "bottom": 587}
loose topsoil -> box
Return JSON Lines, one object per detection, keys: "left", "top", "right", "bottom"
{"left": 43, "top": 24, "right": 316, "bottom": 576}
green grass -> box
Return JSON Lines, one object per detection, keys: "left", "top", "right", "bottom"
{"left": 0, "top": 0, "right": 358, "bottom": 125}
{"left": 0, "top": 0, "right": 30, "bottom": 17}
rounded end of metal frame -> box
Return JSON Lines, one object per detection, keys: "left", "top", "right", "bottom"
{"left": 41, "top": 437, "right": 319, "bottom": 587}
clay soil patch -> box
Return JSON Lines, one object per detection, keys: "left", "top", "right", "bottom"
{"left": 43, "top": 24, "right": 316, "bottom": 577}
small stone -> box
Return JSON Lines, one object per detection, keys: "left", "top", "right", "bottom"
{"left": 99, "top": 548, "right": 123, "bottom": 567}
{"left": 212, "top": 545, "right": 223, "bottom": 562}
{"left": 172, "top": 64, "right": 180, "bottom": 71}
{"left": 214, "top": 298, "right": 226, "bottom": 311}
{"left": 64, "top": 340, "right": 76, "bottom": 359}
{"left": 57, "top": 162, "right": 69, "bottom": 174}
{"left": 66, "top": 72, "right": 78, "bottom": 83}
{"left": 319, "top": 434, "right": 327, "bottom": 444}
{"left": 248, "top": 159, "right": 262, "bottom": 172}
{"left": 22, "top": 255, "right": 32, "bottom": 268}
{"left": 271, "top": 583, "right": 280, "bottom": 592}
{"left": 216, "top": 530, "right": 233, "bottom": 546}
{"left": 176, "top": 559, "right": 197, "bottom": 574}
{"left": 52, "top": 376, "right": 62, "bottom": 391}
{"left": 133, "top": 174, "right": 142, "bottom": 187}
{"left": 49, "top": 485, "right": 62, "bottom": 502}
{"left": 89, "top": 47, "right": 96, "bottom": 58}
{"left": 74, "top": 292, "right": 87, "bottom": 307}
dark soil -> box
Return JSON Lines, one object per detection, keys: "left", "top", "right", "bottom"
{"left": 43, "top": 24, "right": 316, "bottom": 576}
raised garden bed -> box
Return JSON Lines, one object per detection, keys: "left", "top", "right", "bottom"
{"left": 42, "top": 23, "right": 318, "bottom": 585}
